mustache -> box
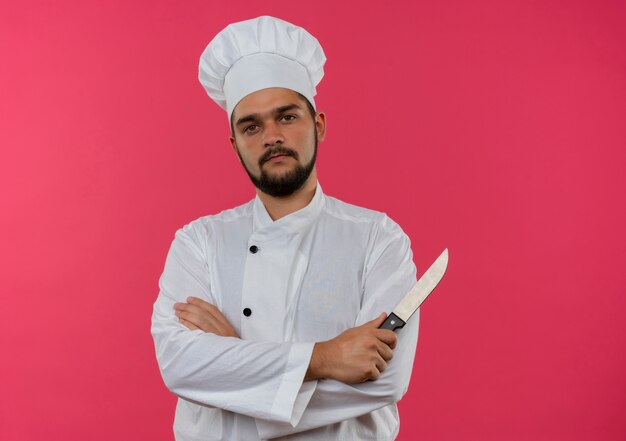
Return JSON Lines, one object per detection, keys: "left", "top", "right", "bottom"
{"left": 259, "top": 146, "right": 298, "bottom": 166}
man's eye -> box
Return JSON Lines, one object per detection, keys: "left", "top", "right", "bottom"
{"left": 244, "top": 124, "right": 259, "bottom": 133}
{"left": 281, "top": 115, "right": 296, "bottom": 122}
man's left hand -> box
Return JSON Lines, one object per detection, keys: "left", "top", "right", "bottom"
{"left": 174, "top": 297, "right": 240, "bottom": 338}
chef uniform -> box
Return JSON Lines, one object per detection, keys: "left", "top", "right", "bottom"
{"left": 151, "top": 16, "right": 420, "bottom": 441}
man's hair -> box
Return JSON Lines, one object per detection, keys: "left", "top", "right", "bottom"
{"left": 230, "top": 91, "right": 317, "bottom": 137}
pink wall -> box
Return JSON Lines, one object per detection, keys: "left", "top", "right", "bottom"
{"left": 2, "top": 1, "right": 625, "bottom": 439}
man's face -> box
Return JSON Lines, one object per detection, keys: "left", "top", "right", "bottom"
{"left": 229, "top": 88, "right": 326, "bottom": 197}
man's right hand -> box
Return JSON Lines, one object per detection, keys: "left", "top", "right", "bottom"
{"left": 305, "top": 313, "right": 397, "bottom": 383}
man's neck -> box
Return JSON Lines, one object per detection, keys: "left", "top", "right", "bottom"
{"left": 256, "top": 172, "right": 318, "bottom": 221}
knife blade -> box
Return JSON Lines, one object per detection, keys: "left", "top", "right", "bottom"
{"left": 379, "top": 248, "right": 448, "bottom": 332}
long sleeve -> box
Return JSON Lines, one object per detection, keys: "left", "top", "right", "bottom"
{"left": 256, "top": 216, "right": 420, "bottom": 438}
{"left": 151, "top": 225, "right": 315, "bottom": 424}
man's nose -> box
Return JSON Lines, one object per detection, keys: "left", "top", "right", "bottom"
{"left": 263, "top": 122, "right": 284, "bottom": 147}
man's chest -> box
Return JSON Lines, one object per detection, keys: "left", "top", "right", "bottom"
{"left": 205, "top": 225, "right": 368, "bottom": 342}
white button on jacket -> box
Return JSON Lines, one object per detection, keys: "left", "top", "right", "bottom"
{"left": 151, "top": 183, "right": 420, "bottom": 440}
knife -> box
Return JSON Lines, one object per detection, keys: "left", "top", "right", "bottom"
{"left": 379, "top": 248, "right": 448, "bottom": 332}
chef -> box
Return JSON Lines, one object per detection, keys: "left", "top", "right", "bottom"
{"left": 151, "top": 16, "right": 420, "bottom": 440}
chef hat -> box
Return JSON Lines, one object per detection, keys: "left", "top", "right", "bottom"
{"left": 199, "top": 16, "right": 326, "bottom": 119}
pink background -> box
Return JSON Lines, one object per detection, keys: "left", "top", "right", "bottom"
{"left": 2, "top": 1, "right": 625, "bottom": 439}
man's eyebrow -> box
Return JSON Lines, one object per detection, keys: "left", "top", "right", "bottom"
{"left": 235, "top": 103, "right": 303, "bottom": 127}
{"left": 234, "top": 114, "right": 259, "bottom": 127}
{"left": 273, "top": 103, "right": 302, "bottom": 115}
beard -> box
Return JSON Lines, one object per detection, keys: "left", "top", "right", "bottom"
{"left": 236, "top": 136, "right": 318, "bottom": 197}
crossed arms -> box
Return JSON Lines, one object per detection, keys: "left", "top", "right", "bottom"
{"left": 151, "top": 221, "right": 419, "bottom": 437}
{"left": 175, "top": 296, "right": 397, "bottom": 384}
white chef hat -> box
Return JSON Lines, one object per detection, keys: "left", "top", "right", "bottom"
{"left": 198, "top": 16, "right": 326, "bottom": 119}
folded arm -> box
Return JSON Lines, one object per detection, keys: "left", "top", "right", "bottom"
{"left": 255, "top": 216, "right": 420, "bottom": 437}
{"left": 175, "top": 295, "right": 418, "bottom": 438}
{"left": 256, "top": 312, "right": 419, "bottom": 438}
{"left": 151, "top": 226, "right": 315, "bottom": 424}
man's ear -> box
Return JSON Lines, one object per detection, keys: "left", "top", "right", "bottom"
{"left": 315, "top": 112, "right": 327, "bottom": 142}
{"left": 229, "top": 136, "right": 242, "bottom": 163}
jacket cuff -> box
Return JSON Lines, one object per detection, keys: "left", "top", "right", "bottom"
{"left": 268, "top": 342, "right": 316, "bottom": 424}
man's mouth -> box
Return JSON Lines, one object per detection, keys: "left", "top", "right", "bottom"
{"left": 268, "top": 154, "right": 287, "bottom": 162}
{"left": 260, "top": 148, "right": 297, "bottom": 165}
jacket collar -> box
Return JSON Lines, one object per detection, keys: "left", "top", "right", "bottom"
{"left": 251, "top": 182, "right": 325, "bottom": 240}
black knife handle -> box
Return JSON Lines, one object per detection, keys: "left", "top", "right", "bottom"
{"left": 379, "top": 312, "right": 406, "bottom": 332}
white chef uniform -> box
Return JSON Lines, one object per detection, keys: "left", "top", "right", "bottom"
{"left": 151, "top": 183, "right": 420, "bottom": 440}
